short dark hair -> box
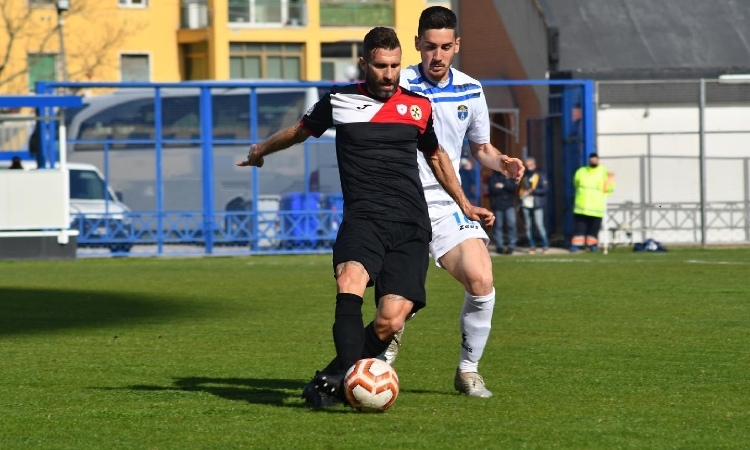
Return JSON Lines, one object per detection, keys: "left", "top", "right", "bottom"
{"left": 363, "top": 27, "right": 400, "bottom": 62}
{"left": 417, "top": 6, "right": 457, "bottom": 37}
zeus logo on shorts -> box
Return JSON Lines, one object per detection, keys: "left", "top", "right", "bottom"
{"left": 453, "top": 212, "right": 480, "bottom": 231}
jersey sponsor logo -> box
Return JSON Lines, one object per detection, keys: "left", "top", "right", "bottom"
{"left": 397, "top": 104, "right": 407, "bottom": 115}
{"left": 410, "top": 105, "right": 422, "bottom": 120}
{"left": 457, "top": 104, "right": 468, "bottom": 121}
{"left": 357, "top": 104, "right": 372, "bottom": 110}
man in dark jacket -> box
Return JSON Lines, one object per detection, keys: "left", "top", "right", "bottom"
{"left": 519, "top": 157, "right": 550, "bottom": 253}
{"left": 488, "top": 169, "right": 518, "bottom": 254}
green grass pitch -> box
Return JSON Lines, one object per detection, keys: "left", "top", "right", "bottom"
{"left": 0, "top": 247, "right": 749, "bottom": 449}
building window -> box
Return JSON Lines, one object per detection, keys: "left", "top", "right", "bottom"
{"left": 229, "top": 43, "right": 303, "bottom": 80}
{"left": 120, "top": 54, "right": 150, "bottom": 82}
{"left": 320, "top": 0, "right": 394, "bottom": 27}
{"left": 228, "top": 0, "right": 305, "bottom": 26}
{"left": 321, "top": 42, "right": 363, "bottom": 81}
{"left": 28, "top": 53, "right": 57, "bottom": 92}
{"left": 118, "top": 0, "right": 148, "bottom": 8}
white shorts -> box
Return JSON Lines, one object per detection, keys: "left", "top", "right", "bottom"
{"left": 428, "top": 201, "right": 489, "bottom": 267}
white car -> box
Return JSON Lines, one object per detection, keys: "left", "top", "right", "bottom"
{"left": 67, "top": 162, "right": 133, "bottom": 253}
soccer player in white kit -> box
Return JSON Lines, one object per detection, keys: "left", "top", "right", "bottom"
{"left": 385, "top": 5, "right": 524, "bottom": 398}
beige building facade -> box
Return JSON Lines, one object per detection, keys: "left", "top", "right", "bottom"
{"left": 0, "top": 0, "right": 450, "bottom": 94}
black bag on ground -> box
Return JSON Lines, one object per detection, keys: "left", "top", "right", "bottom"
{"left": 633, "top": 238, "right": 667, "bottom": 252}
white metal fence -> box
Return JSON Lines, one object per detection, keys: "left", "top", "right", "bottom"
{"left": 597, "top": 78, "right": 750, "bottom": 246}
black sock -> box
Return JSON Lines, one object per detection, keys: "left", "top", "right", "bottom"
{"left": 362, "top": 321, "right": 391, "bottom": 358}
{"left": 328, "top": 293, "right": 364, "bottom": 375}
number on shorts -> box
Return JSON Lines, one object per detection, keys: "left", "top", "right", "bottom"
{"left": 453, "top": 212, "right": 473, "bottom": 225}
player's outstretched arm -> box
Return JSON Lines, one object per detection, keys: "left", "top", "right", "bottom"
{"left": 236, "top": 123, "right": 311, "bottom": 168}
{"left": 469, "top": 140, "right": 525, "bottom": 183}
{"left": 426, "top": 146, "right": 495, "bottom": 227}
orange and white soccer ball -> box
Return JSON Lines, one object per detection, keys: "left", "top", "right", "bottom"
{"left": 344, "top": 358, "right": 400, "bottom": 413}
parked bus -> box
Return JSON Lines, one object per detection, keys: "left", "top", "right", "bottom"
{"left": 61, "top": 85, "right": 339, "bottom": 214}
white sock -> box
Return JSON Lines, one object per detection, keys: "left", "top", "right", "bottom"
{"left": 458, "top": 288, "right": 495, "bottom": 373}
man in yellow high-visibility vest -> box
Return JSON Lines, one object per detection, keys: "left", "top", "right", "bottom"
{"left": 571, "top": 153, "right": 615, "bottom": 252}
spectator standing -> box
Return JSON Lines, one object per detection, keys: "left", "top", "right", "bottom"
{"left": 488, "top": 170, "right": 518, "bottom": 254}
{"left": 571, "top": 153, "right": 615, "bottom": 252}
{"left": 519, "top": 157, "right": 549, "bottom": 253}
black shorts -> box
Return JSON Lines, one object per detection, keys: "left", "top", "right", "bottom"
{"left": 332, "top": 218, "right": 431, "bottom": 311}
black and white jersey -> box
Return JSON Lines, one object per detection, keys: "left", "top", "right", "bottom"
{"left": 301, "top": 83, "right": 439, "bottom": 232}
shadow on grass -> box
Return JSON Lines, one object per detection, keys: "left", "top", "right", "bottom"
{"left": 128, "top": 377, "right": 352, "bottom": 412}
{"left": 0, "top": 288, "right": 196, "bottom": 336}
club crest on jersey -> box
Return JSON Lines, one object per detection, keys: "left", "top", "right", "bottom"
{"left": 457, "top": 104, "right": 468, "bottom": 121}
{"left": 397, "top": 104, "right": 407, "bottom": 115}
{"left": 410, "top": 105, "right": 422, "bottom": 120}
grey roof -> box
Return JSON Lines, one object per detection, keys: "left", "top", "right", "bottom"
{"left": 540, "top": 0, "right": 750, "bottom": 79}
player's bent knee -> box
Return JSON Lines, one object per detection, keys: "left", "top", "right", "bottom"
{"left": 464, "top": 271, "right": 494, "bottom": 297}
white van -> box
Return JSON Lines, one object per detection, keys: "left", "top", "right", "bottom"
{"left": 0, "top": 160, "right": 133, "bottom": 253}
{"left": 67, "top": 162, "right": 133, "bottom": 253}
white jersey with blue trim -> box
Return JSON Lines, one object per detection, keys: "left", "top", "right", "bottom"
{"left": 400, "top": 64, "right": 491, "bottom": 204}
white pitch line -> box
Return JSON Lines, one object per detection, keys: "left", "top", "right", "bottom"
{"left": 685, "top": 259, "right": 750, "bottom": 265}
{"left": 514, "top": 258, "right": 593, "bottom": 263}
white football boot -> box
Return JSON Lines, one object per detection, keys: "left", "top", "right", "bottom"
{"left": 382, "top": 326, "right": 404, "bottom": 365}
{"left": 454, "top": 369, "right": 493, "bottom": 398}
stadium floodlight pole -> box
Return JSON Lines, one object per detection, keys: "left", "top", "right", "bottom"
{"left": 698, "top": 79, "right": 707, "bottom": 248}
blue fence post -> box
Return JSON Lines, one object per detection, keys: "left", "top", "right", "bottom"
{"left": 200, "top": 86, "right": 215, "bottom": 254}
{"left": 103, "top": 133, "right": 111, "bottom": 234}
{"left": 582, "top": 80, "right": 596, "bottom": 159}
{"left": 154, "top": 87, "right": 164, "bottom": 255}
{"left": 249, "top": 87, "right": 260, "bottom": 252}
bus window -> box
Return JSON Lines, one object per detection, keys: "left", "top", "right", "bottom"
{"left": 256, "top": 91, "right": 308, "bottom": 138}
{"left": 212, "top": 90, "right": 308, "bottom": 140}
{"left": 213, "top": 94, "right": 249, "bottom": 141}
{"left": 77, "top": 98, "right": 154, "bottom": 150}
{"left": 163, "top": 95, "right": 200, "bottom": 143}
{"left": 69, "top": 88, "right": 313, "bottom": 150}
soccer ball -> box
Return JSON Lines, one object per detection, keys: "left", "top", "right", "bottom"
{"left": 344, "top": 358, "right": 399, "bottom": 413}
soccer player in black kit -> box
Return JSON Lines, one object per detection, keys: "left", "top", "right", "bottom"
{"left": 237, "top": 27, "right": 495, "bottom": 409}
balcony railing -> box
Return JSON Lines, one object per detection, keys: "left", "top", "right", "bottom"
{"left": 228, "top": 0, "right": 306, "bottom": 26}
{"left": 181, "top": 1, "right": 210, "bottom": 29}
{"left": 320, "top": 0, "right": 394, "bottom": 27}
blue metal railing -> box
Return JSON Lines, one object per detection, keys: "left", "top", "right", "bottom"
{"left": 31, "top": 79, "right": 593, "bottom": 256}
